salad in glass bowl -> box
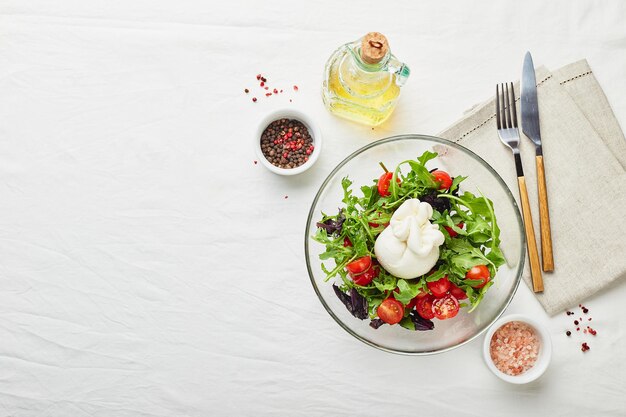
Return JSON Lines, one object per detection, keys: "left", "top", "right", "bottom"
{"left": 313, "top": 150, "right": 506, "bottom": 333}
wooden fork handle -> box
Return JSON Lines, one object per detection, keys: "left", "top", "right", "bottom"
{"left": 518, "top": 176, "right": 544, "bottom": 292}
{"left": 536, "top": 155, "right": 554, "bottom": 272}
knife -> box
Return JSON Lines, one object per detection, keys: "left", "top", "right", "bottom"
{"left": 521, "top": 51, "right": 554, "bottom": 272}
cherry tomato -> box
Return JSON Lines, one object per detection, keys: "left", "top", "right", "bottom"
{"left": 444, "top": 222, "right": 464, "bottom": 238}
{"left": 368, "top": 221, "right": 390, "bottom": 228}
{"left": 406, "top": 290, "right": 430, "bottom": 310}
{"left": 432, "top": 170, "right": 453, "bottom": 190}
{"left": 416, "top": 294, "right": 435, "bottom": 320}
{"left": 343, "top": 237, "right": 353, "bottom": 247}
{"left": 449, "top": 283, "right": 468, "bottom": 300}
{"left": 345, "top": 256, "right": 371, "bottom": 275}
{"left": 368, "top": 212, "right": 390, "bottom": 229}
{"left": 377, "top": 172, "right": 401, "bottom": 197}
{"left": 351, "top": 266, "right": 379, "bottom": 286}
{"left": 465, "top": 265, "right": 490, "bottom": 288}
{"left": 406, "top": 296, "right": 419, "bottom": 310}
{"left": 432, "top": 294, "right": 459, "bottom": 320}
{"left": 426, "top": 276, "right": 451, "bottom": 298}
{"left": 377, "top": 298, "right": 405, "bottom": 325}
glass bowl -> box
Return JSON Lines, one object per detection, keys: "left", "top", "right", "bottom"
{"left": 304, "top": 134, "right": 525, "bottom": 355}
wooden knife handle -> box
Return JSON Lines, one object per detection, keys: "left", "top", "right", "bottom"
{"left": 536, "top": 155, "right": 554, "bottom": 272}
{"left": 518, "top": 176, "right": 544, "bottom": 292}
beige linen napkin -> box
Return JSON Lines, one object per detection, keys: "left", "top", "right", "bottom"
{"left": 438, "top": 60, "right": 626, "bottom": 315}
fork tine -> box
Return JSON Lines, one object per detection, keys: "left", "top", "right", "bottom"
{"left": 510, "top": 82, "right": 518, "bottom": 128}
{"left": 505, "top": 83, "right": 512, "bottom": 129}
{"left": 495, "top": 84, "right": 501, "bottom": 129}
{"left": 500, "top": 83, "right": 507, "bottom": 128}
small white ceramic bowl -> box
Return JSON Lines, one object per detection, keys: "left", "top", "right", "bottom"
{"left": 255, "top": 108, "right": 322, "bottom": 175}
{"left": 483, "top": 314, "right": 552, "bottom": 384}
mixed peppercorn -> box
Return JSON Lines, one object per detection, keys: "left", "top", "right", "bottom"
{"left": 260, "top": 118, "right": 314, "bottom": 169}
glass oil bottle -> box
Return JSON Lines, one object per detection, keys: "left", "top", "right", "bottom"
{"left": 322, "top": 32, "right": 410, "bottom": 126}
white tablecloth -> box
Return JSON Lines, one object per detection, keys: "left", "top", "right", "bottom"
{"left": 1, "top": 1, "right": 625, "bottom": 415}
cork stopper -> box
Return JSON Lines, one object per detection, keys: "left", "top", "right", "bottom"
{"left": 360, "top": 32, "right": 389, "bottom": 64}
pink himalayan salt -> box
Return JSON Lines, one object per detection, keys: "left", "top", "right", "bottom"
{"left": 489, "top": 321, "right": 540, "bottom": 376}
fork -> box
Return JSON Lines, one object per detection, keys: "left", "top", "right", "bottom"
{"left": 496, "top": 83, "right": 544, "bottom": 293}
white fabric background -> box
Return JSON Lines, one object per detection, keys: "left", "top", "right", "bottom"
{"left": 1, "top": 1, "right": 625, "bottom": 416}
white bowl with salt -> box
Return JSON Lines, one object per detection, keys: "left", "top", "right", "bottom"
{"left": 483, "top": 314, "right": 552, "bottom": 384}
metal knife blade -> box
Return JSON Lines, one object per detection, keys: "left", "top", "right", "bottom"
{"left": 521, "top": 51, "right": 542, "bottom": 154}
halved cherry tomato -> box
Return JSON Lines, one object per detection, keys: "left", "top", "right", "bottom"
{"left": 343, "top": 237, "right": 353, "bottom": 247}
{"left": 416, "top": 294, "right": 435, "bottom": 320}
{"left": 449, "top": 282, "right": 468, "bottom": 300}
{"left": 432, "top": 294, "right": 459, "bottom": 320}
{"left": 426, "top": 276, "right": 451, "bottom": 298}
{"left": 351, "top": 266, "right": 379, "bottom": 286}
{"left": 465, "top": 265, "right": 490, "bottom": 288}
{"left": 444, "top": 222, "right": 464, "bottom": 238}
{"left": 377, "top": 172, "right": 401, "bottom": 197}
{"left": 377, "top": 298, "right": 405, "bottom": 325}
{"left": 345, "top": 256, "right": 371, "bottom": 275}
{"left": 432, "top": 170, "right": 453, "bottom": 190}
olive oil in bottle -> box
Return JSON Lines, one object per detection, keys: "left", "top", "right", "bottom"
{"left": 322, "top": 32, "right": 410, "bottom": 126}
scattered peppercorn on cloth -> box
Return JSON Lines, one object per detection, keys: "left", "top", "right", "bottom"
{"left": 438, "top": 59, "right": 626, "bottom": 315}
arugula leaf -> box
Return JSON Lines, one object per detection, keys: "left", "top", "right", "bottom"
{"left": 394, "top": 279, "right": 424, "bottom": 304}
{"left": 390, "top": 155, "right": 439, "bottom": 200}
{"left": 341, "top": 177, "right": 357, "bottom": 207}
{"left": 449, "top": 175, "right": 467, "bottom": 194}
{"left": 360, "top": 184, "right": 379, "bottom": 210}
{"left": 407, "top": 161, "right": 438, "bottom": 189}
{"left": 425, "top": 268, "right": 447, "bottom": 282}
{"left": 417, "top": 150, "right": 438, "bottom": 166}
{"left": 486, "top": 247, "right": 506, "bottom": 277}
{"left": 399, "top": 316, "right": 416, "bottom": 330}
